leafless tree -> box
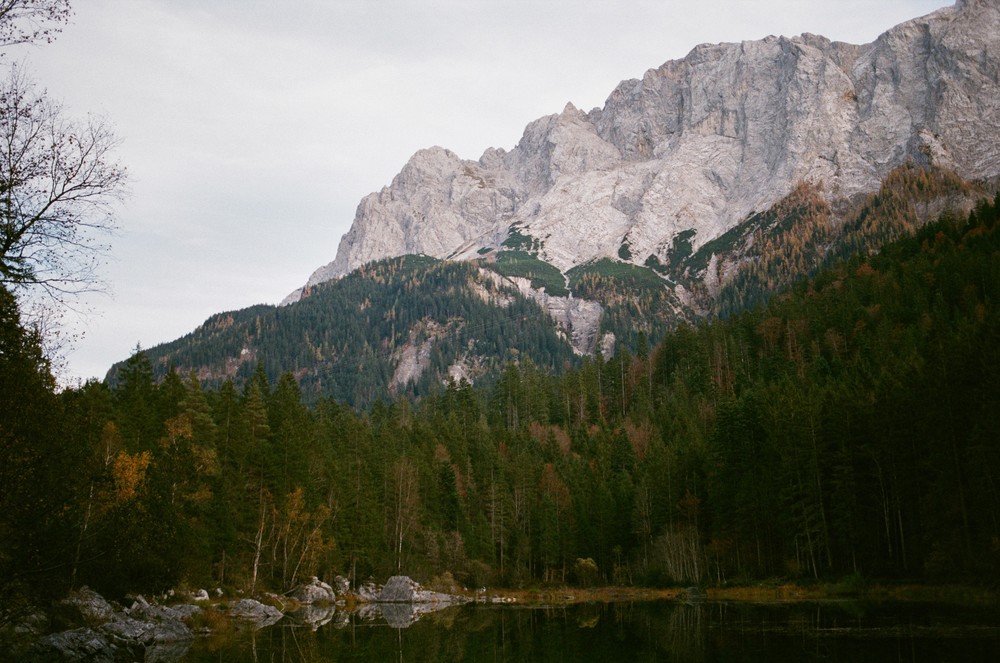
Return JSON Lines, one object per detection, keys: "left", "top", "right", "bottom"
{"left": 0, "top": 0, "right": 72, "bottom": 50}
{"left": 0, "top": 63, "right": 127, "bottom": 302}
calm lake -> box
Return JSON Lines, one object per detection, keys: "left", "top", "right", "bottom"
{"left": 178, "top": 600, "right": 1000, "bottom": 662}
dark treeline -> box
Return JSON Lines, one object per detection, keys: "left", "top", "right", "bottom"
{"left": 2, "top": 196, "right": 999, "bottom": 611}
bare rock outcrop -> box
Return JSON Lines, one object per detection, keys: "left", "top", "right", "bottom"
{"left": 29, "top": 592, "right": 196, "bottom": 663}
{"left": 54, "top": 587, "right": 115, "bottom": 628}
{"left": 284, "top": 1, "right": 1000, "bottom": 305}
{"left": 289, "top": 576, "right": 336, "bottom": 604}
{"left": 378, "top": 575, "right": 454, "bottom": 605}
{"left": 225, "top": 599, "right": 284, "bottom": 628}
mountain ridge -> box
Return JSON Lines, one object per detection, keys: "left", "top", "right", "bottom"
{"left": 283, "top": 0, "right": 999, "bottom": 305}
{"left": 111, "top": 2, "right": 999, "bottom": 405}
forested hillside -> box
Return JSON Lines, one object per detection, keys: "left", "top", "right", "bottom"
{"left": 4, "top": 194, "right": 997, "bottom": 607}
{"left": 679, "top": 163, "right": 983, "bottom": 317}
{"left": 116, "top": 165, "right": 987, "bottom": 408}
{"left": 109, "top": 256, "right": 579, "bottom": 407}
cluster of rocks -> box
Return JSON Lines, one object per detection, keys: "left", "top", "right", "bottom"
{"left": 289, "top": 575, "right": 346, "bottom": 605}
{"left": 21, "top": 588, "right": 192, "bottom": 662}
{"left": 351, "top": 575, "right": 465, "bottom": 629}
{"left": 12, "top": 586, "right": 284, "bottom": 662}
{"left": 360, "top": 574, "right": 458, "bottom": 605}
{"left": 285, "top": 576, "right": 343, "bottom": 630}
{"left": 285, "top": 574, "right": 466, "bottom": 629}
{"left": 6, "top": 575, "right": 471, "bottom": 661}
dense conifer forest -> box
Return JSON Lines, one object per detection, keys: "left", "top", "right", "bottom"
{"left": 109, "top": 255, "right": 583, "bottom": 408}
{"left": 3, "top": 194, "right": 998, "bottom": 610}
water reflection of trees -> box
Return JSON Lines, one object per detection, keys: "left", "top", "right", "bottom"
{"left": 626, "top": 602, "right": 706, "bottom": 662}
{"left": 184, "top": 601, "right": 999, "bottom": 662}
{"left": 189, "top": 603, "right": 707, "bottom": 663}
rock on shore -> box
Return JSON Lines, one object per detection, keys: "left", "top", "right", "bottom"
{"left": 10, "top": 575, "right": 469, "bottom": 659}
{"left": 28, "top": 590, "right": 196, "bottom": 662}
{"left": 18, "top": 587, "right": 285, "bottom": 662}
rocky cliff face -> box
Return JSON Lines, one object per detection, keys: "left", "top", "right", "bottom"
{"left": 284, "top": 0, "right": 1000, "bottom": 304}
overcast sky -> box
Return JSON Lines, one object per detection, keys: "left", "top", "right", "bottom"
{"left": 10, "top": 0, "right": 947, "bottom": 384}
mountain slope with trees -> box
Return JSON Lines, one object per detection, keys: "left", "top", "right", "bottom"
{"left": 4, "top": 194, "right": 997, "bottom": 613}
{"left": 108, "top": 256, "right": 583, "bottom": 408}
{"left": 115, "top": 164, "right": 990, "bottom": 408}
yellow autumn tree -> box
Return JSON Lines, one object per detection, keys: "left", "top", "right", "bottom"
{"left": 111, "top": 450, "right": 151, "bottom": 503}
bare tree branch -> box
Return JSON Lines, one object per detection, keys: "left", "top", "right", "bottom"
{"left": 0, "top": 63, "right": 128, "bottom": 304}
{"left": 0, "top": 0, "right": 72, "bottom": 50}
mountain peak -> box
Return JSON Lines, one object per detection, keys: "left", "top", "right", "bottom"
{"left": 283, "top": 2, "right": 999, "bottom": 304}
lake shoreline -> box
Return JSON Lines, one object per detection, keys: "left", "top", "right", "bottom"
{"left": 5, "top": 580, "right": 997, "bottom": 661}
{"left": 476, "top": 582, "right": 1000, "bottom": 606}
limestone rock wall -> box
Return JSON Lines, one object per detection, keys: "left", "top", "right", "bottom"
{"left": 284, "top": 1, "right": 1000, "bottom": 304}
